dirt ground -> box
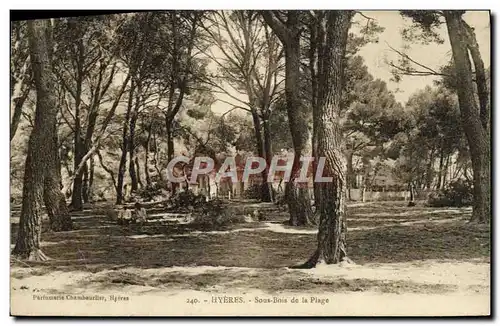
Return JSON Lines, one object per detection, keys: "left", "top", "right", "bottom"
{"left": 10, "top": 200, "right": 490, "bottom": 316}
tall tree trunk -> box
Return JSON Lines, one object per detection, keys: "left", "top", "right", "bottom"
{"left": 82, "top": 94, "right": 100, "bottom": 203}
{"left": 309, "top": 15, "right": 320, "bottom": 210}
{"left": 345, "top": 150, "right": 354, "bottom": 200}
{"left": 262, "top": 114, "right": 275, "bottom": 202}
{"left": 70, "top": 138, "right": 85, "bottom": 210}
{"left": 116, "top": 81, "right": 135, "bottom": 204}
{"left": 444, "top": 11, "right": 490, "bottom": 224}
{"left": 298, "top": 11, "right": 353, "bottom": 268}
{"left": 285, "top": 12, "right": 313, "bottom": 225}
{"left": 261, "top": 11, "right": 313, "bottom": 225}
{"left": 250, "top": 110, "right": 271, "bottom": 202}
{"left": 69, "top": 39, "right": 84, "bottom": 211}
{"left": 165, "top": 118, "right": 177, "bottom": 194}
{"left": 44, "top": 175, "right": 72, "bottom": 232}
{"left": 437, "top": 146, "right": 445, "bottom": 190}
{"left": 443, "top": 154, "right": 450, "bottom": 186}
{"left": 13, "top": 20, "right": 62, "bottom": 260}
{"left": 144, "top": 121, "right": 152, "bottom": 186}
{"left": 88, "top": 155, "right": 94, "bottom": 202}
{"left": 128, "top": 136, "right": 138, "bottom": 193}
{"left": 82, "top": 163, "right": 89, "bottom": 203}
{"left": 152, "top": 132, "right": 163, "bottom": 181}
{"left": 128, "top": 98, "right": 139, "bottom": 192}
{"left": 44, "top": 122, "right": 72, "bottom": 231}
{"left": 425, "top": 148, "right": 435, "bottom": 189}
{"left": 135, "top": 157, "right": 143, "bottom": 189}
{"left": 463, "top": 20, "right": 490, "bottom": 132}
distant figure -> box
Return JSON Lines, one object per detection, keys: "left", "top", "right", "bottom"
{"left": 117, "top": 207, "right": 133, "bottom": 226}
{"left": 133, "top": 202, "right": 148, "bottom": 229}
{"left": 407, "top": 182, "right": 416, "bottom": 207}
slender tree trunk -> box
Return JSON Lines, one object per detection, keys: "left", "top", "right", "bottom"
{"left": 152, "top": 133, "right": 163, "bottom": 181}
{"left": 445, "top": 11, "right": 490, "bottom": 224}
{"left": 70, "top": 139, "right": 85, "bottom": 210}
{"left": 88, "top": 155, "right": 94, "bottom": 202}
{"left": 425, "top": 148, "right": 435, "bottom": 189}
{"left": 298, "top": 11, "right": 353, "bottom": 268}
{"left": 135, "top": 157, "right": 143, "bottom": 189}
{"left": 128, "top": 103, "right": 139, "bottom": 192}
{"left": 144, "top": 121, "right": 152, "bottom": 186}
{"left": 116, "top": 81, "right": 135, "bottom": 204}
{"left": 82, "top": 95, "right": 100, "bottom": 204}
{"left": 346, "top": 150, "right": 354, "bottom": 200}
{"left": 166, "top": 118, "right": 174, "bottom": 159}
{"left": 443, "top": 154, "right": 450, "bottom": 186}
{"left": 82, "top": 163, "right": 89, "bottom": 203}
{"left": 262, "top": 114, "right": 275, "bottom": 202}
{"left": 250, "top": 110, "right": 271, "bottom": 202}
{"left": 13, "top": 20, "right": 61, "bottom": 260}
{"left": 309, "top": 16, "right": 320, "bottom": 211}
{"left": 284, "top": 12, "right": 312, "bottom": 225}
{"left": 117, "top": 146, "right": 129, "bottom": 204}
{"left": 128, "top": 148, "right": 138, "bottom": 193}
{"left": 165, "top": 117, "right": 177, "bottom": 194}
{"left": 437, "top": 146, "right": 445, "bottom": 189}
{"left": 69, "top": 42, "right": 84, "bottom": 211}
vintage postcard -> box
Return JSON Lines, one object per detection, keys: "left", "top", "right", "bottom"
{"left": 10, "top": 9, "right": 491, "bottom": 317}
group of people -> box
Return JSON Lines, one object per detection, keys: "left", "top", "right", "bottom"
{"left": 117, "top": 202, "right": 148, "bottom": 229}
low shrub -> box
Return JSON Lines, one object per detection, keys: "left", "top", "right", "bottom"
{"left": 136, "top": 186, "right": 163, "bottom": 202}
{"left": 169, "top": 190, "right": 207, "bottom": 210}
{"left": 274, "top": 191, "right": 287, "bottom": 210}
{"left": 242, "top": 184, "right": 264, "bottom": 200}
{"left": 428, "top": 179, "right": 473, "bottom": 207}
{"left": 136, "top": 179, "right": 171, "bottom": 202}
{"left": 190, "top": 198, "right": 245, "bottom": 229}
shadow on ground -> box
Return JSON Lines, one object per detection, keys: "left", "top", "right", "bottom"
{"left": 10, "top": 201, "right": 490, "bottom": 276}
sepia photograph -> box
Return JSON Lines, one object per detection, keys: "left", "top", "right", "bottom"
{"left": 9, "top": 9, "right": 491, "bottom": 317}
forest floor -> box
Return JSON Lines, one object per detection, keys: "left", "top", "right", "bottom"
{"left": 10, "top": 200, "right": 490, "bottom": 316}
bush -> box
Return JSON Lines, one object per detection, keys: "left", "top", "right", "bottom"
{"left": 136, "top": 186, "right": 163, "bottom": 202}
{"left": 274, "top": 191, "right": 287, "bottom": 210}
{"left": 169, "top": 190, "right": 207, "bottom": 210}
{"left": 428, "top": 179, "right": 473, "bottom": 207}
{"left": 190, "top": 198, "right": 245, "bottom": 229}
{"left": 136, "top": 179, "right": 170, "bottom": 202}
{"left": 242, "top": 184, "right": 263, "bottom": 200}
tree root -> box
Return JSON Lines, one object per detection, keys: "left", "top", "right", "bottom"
{"left": 289, "top": 249, "right": 320, "bottom": 269}
{"left": 289, "top": 251, "right": 355, "bottom": 269}
{"left": 11, "top": 248, "right": 51, "bottom": 262}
